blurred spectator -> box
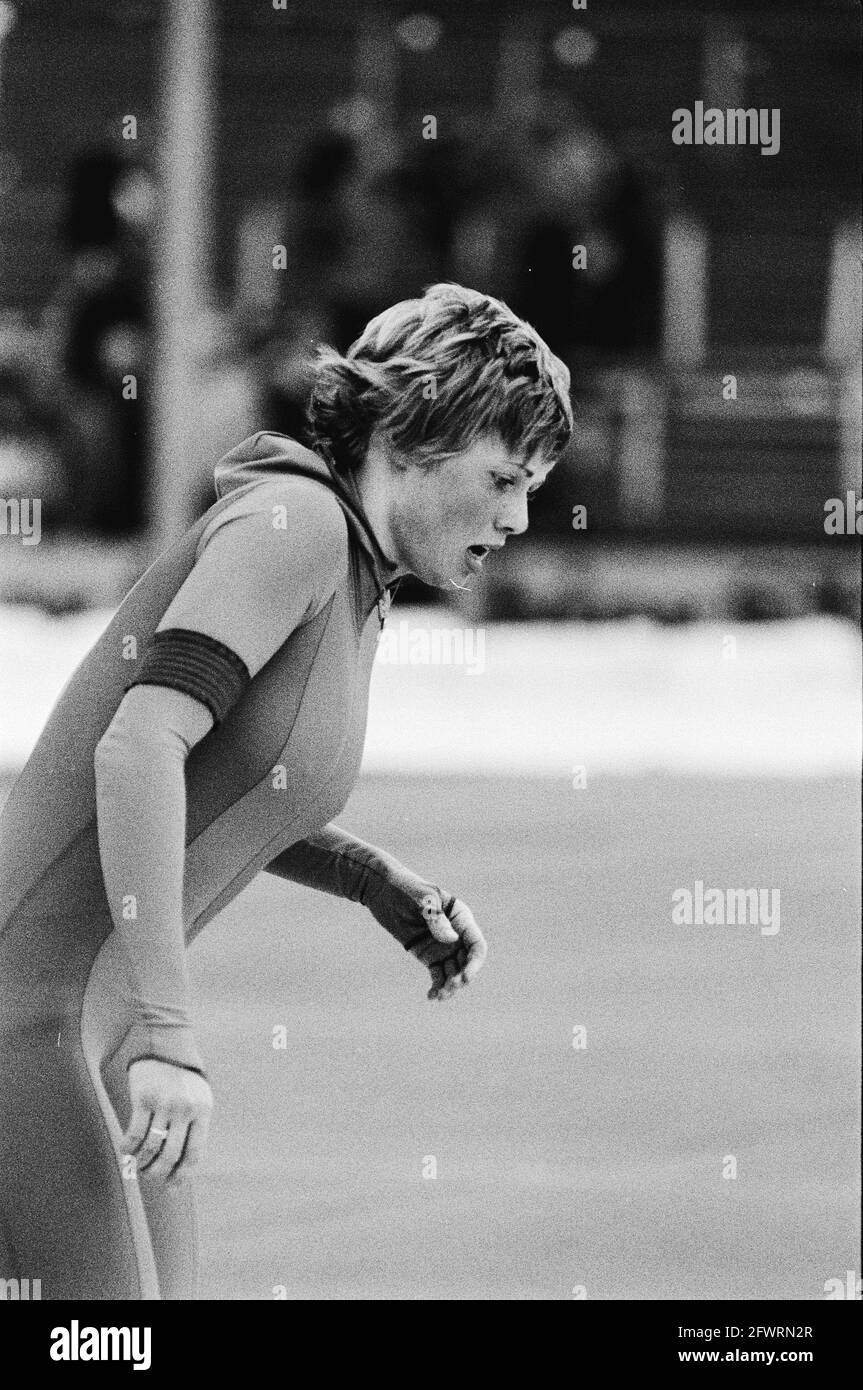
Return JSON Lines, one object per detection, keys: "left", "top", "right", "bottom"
{"left": 512, "top": 118, "right": 663, "bottom": 363}
{"left": 0, "top": 352, "right": 70, "bottom": 526}
{"left": 41, "top": 145, "right": 155, "bottom": 535}
{"left": 452, "top": 105, "right": 663, "bottom": 367}
{"left": 322, "top": 99, "right": 457, "bottom": 346}
{"left": 261, "top": 99, "right": 462, "bottom": 439}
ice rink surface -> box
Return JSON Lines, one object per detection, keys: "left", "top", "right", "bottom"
{"left": 191, "top": 773, "right": 859, "bottom": 1300}
{"left": 1, "top": 606, "right": 860, "bottom": 1297}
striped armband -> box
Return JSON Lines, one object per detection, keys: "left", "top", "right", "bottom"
{"left": 125, "top": 627, "right": 251, "bottom": 725}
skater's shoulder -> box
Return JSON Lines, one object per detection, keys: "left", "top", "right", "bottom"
{"left": 194, "top": 470, "right": 349, "bottom": 566}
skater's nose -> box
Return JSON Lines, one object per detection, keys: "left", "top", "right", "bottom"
{"left": 495, "top": 490, "right": 530, "bottom": 537}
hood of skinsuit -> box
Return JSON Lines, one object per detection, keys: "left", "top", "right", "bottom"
{"left": 213, "top": 429, "right": 400, "bottom": 597}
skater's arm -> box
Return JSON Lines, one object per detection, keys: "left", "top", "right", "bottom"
{"left": 265, "top": 824, "right": 451, "bottom": 951}
{"left": 94, "top": 481, "right": 348, "bottom": 1075}
{"left": 95, "top": 684, "right": 215, "bottom": 1075}
{"left": 266, "top": 827, "right": 489, "bottom": 998}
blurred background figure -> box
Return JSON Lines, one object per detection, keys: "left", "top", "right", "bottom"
{"left": 42, "top": 144, "right": 155, "bottom": 536}
{"left": 0, "top": 344, "right": 70, "bottom": 528}
{"left": 453, "top": 102, "right": 662, "bottom": 367}
{"left": 260, "top": 96, "right": 462, "bottom": 444}
{"left": 510, "top": 114, "right": 662, "bottom": 365}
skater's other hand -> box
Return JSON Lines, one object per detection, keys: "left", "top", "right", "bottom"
{"left": 121, "top": 1058, "right": 213, "bottom": 1185}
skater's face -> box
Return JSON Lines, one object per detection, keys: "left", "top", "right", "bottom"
{"left": 387, "top": 436, "right": 555, "bottom": 590}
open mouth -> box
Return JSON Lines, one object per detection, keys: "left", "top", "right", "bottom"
{"left": 464, "top": 543, "right": 491, "bottom": 575}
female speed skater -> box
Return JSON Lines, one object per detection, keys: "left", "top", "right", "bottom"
{"left": 0, "top": 281, "right": 573, "bottom": 1299}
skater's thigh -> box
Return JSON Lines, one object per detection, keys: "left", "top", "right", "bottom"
{"left": 0, "top": 913, "right": 158, "bottom": 1298}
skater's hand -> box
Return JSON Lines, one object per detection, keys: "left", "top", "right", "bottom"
{"left": 409, "top": 895, "right": 488, "bottom": 1002}
{"left": 356, "top": 853, "right": 487, "bottom": 999}
{"left": 121, "top": 1058, "right": 213, "bottom": 1185}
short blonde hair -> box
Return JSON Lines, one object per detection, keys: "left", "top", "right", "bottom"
{"left": 307, "top": 282, "right": 573, "bottom": 472}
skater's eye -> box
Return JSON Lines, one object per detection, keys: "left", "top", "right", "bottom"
{"left": 492, "top": 472, "right": 544, "bottom": 497}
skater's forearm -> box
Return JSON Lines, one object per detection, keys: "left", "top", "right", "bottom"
{"left": 94, "top": 684, "right": 214, "bottom": 1077}
{"left": 265, "top": 824, "right": 401, "bottom": 902}
{"left": 265, "top": 825, "right": 452, "bottom": 951}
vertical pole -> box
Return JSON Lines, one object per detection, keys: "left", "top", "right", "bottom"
{"left": 823, "top": 219, "right": 862, "bottom": 498}
{"left": 662, "top": 215, "right": 708, "bottom": 366}
{"left": 148, "top": 0, "right": 215, "bottom": 558}
{"left": 0, "top": 2, "right": 16, "bottom": 114}
{"left": 0, "top": 2, "right": 18, "bottom": 268}
{"left": 823, "top": 218, "right": 863, "bottom": 365}
{"left": 837, "top": 361, "right": 862, "bottom": 498}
